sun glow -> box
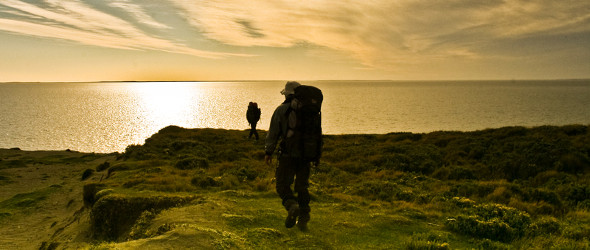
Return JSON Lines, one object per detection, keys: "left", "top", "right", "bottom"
{"left": 132, "top": 82, "right": 198, "bottom": 129}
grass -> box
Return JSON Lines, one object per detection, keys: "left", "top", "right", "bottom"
{"left": 8, "top": 125, "right": 590, "bottom": 249}
{"left": 0, "top": 185, "right": 61, "bottom": 218}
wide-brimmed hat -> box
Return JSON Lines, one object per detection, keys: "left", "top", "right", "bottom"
{"left": 281, "top": 81, "right": 301, "bottom": 95}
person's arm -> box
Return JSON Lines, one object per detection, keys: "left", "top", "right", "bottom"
{"left": 265, "top": 107, "right": 281, "bottom": 156}
{"left": 246, "top": 109, "right": 251, "bottom": 125}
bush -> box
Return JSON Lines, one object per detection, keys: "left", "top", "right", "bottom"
{"left": 432, "top": 166, "right": 475, "bottom": 180}
{"left": 96, "top": 161, "right": 110, "bottom": 172}
{"left": 475, "top": 239, "right": 510, "bottom": 250}
{"left": 446, "top": 203, "right": 531, "bottom": 242}
{"left": 231, "top": 166, "right": 260, "bottom": 181}
{"left": 450, "top": 182, "right": 495, "bottom": 198}
{"left": 81, "top": 169, "right": 94, "bottom": 180}
{"left": 191, "top": 175, "right": 219, "bottom": 188}
{"left": 528, "top": 189, "right": 562, "bottom": 206}
{"left": 352, "top": 180, "right": 399, "bottom": 201}
{"left": 404, "top": 232, "right": 450, "bottom": 250}
{"left": 563, "top": 225, "right": 590, "bottom": 241}
{"left": 528, "top": 216, "right": 561, "bottom": 236}
{"left": 122, "top": 144, "right": 156, "bottom": 160}
{"left": 558, "top": 153, "right": 590, "bottom": 173}
{"left": 174, "top": 157, "right": 209, "bottom": 170}
{"left": 563, "top": 184, "right": 590, "bottom": 206}
{"left": 451, "top": 197, "right": 476, "bottom": 208}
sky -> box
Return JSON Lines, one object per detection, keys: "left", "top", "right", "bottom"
{"left": 0, "top": 0, "right": 589, "bottom": 82}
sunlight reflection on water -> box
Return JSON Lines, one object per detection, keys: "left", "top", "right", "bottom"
{"left": 1, "top": 80, "right": 589, "bottom": 153}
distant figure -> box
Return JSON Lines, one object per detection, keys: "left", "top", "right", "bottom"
{"left": 265, "top": 81, "right": 323, "bottom": 231}
{"left": 246, "top": 102, "right": 261, "bottom": 140}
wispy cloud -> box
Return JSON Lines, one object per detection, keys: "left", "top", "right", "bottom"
{"left": 0, "top": 0, "right": 247, "bottom": 58}
{"left": 172, "top": 0, "right": 590, "bottom": 69}
{"left": 0, "top": 0, "right": 588, "bottom": 71}
{"left": 107, "top": 0, "right": 170, "bottom": 29}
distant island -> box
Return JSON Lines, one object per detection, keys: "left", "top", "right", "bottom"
{"left": 1, "top": 125, "right": 589, "bottom": 249}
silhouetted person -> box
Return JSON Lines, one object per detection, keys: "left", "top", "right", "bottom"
{"left": 247, "top": 102, "right": 261, "bottom": 140}
{"left": 265, "top": 81, "right": 323, "bottom": 231}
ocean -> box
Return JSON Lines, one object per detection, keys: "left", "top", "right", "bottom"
{"left": 1, "top": 80, "right": 589, "bottom": 153}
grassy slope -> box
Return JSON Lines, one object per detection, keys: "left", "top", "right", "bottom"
{"left": 0, "top": 149, "right": 116, "bottom": 249}
{"left": 1, "top": 125, "right": 590, "bottom": 249}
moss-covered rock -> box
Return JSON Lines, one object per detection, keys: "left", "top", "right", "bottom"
{"left": 90, "top": 193, "right": 197, "bottom": 240}
{"left": 83, "top": 183, "right": 107, "bottom": 207}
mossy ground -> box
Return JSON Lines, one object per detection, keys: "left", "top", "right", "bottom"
{"left": 2, "top": 125, "right": 590, "bottom": 249}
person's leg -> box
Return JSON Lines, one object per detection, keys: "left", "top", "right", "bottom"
{"left": 275, "top": 156, "right": 296, "bottom": 205}
{"left": 294, "top": 160, "right": 311, "bottom": 231}
{"left": 248, "top": 124, "right": 255, "bottom": 139}
{"left": 253, "top": 123, "right": 259, "bottom": 140}
{"left": 275, "top": 156, "right": 299, "bottom": 228}
{"left": 294, "top": 160, "right": 311, "bottom": 211}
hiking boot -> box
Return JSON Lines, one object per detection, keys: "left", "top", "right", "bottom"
{"left": 285, "top": 202, "right": 300, "bottom": 228}
{"left": 297, "top": 213, "right": 310, "bottom": 231}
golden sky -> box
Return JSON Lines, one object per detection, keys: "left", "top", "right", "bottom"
{"left": 1, "top": 0, "right": 589, "bottom": 82}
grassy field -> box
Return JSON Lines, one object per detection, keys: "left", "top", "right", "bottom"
{"left": 1, "top": 125, "right": 589, "bottom": 249}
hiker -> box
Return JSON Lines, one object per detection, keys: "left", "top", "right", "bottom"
{"left": 265, "top": 81, "right": 323, "bottom": 231}
{"left": 246, "top": 102, "right": 261, "bottom": 140}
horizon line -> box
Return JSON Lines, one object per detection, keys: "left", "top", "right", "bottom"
{"left": 2, "top": 78, "right": 590, "bottom": 84}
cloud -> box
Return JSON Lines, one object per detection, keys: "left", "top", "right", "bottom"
{"left": 0, "top": 0, "right": 588, "bottom": 71}
{"left": 0, "top": 0, "right": 248, "bottom": 58}
{"left": 107, "top": 0, "right": 171, "bottom": 29}
{"left": 172, "top": 0, "right": 590, "bottom": 69}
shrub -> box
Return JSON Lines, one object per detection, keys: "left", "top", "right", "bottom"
{"left": 81, "top": 169, "right": 94, "bottom": 180}
{"left": 530, "top": 170, "right": 564, "bottom": 187}
{"left": 563, "top": 225, "right": 590, "bottom": 241}
{"left": 451, "top": 197, "right": 476, "bottom": 208}
{"left": 558, "top": 153, "right": 590, "bottom": 173}
{"left": 333, "top": 161, "right": 373, "bottom": 174}
{"left": 563, "top": 184, "right": 590, "bottom": 206}
{"left": 220, "top": 175, "right": 240, "bottom": 190}
{"left": 352, "top": 180, "right": 399, "bottom": 201}
{"left": 475, "top": 239, "right": 510, "bottom": 250}
{"left": 450, "top": 181, "right": 495, "bottom": 198}
{"left": 528, "top": 189, "right": 562, "bottom": 206}
{"left": 174, "top": 157, "right": 209, "bottom": 170}
{"left": 404, "top": 232, "right": 450, "bottom": 250}
{"left": 528, "top": 216, "right": 561, "bottom": 236}
{"left": 578, "top": 200, "right": 590, "bottom": 210}
{"left": 191, "top": 175, "right": 219, "bottom": 188}
{"left": 122, "top": 144, "right": 156, "bottom": 160}
{"left": 252, "top": 177, "right": 273, "bottom": 192}
{"left": 96, "top": 161, "right": 110, "bottom": 172}
{"left": 432, "top": 166, "right": 476, "bottom": 180}
{"left": 446, "top": 203, "right": 531, "bottom": 242}
{"left": 233, "top": 166, "right": 260, "bottom": 181}
{"left": 561, "top": 124, "right": 587, "bottom": 136}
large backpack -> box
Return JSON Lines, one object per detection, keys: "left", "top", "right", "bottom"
{"left": 247, "top": 103, "right": 261, "bottom": 123}
{"left": 284, "top": 85, "right": 323, "bottom": 162}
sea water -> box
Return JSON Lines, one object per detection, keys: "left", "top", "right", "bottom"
{"left": 1, "top": 80, "right": 589, "bottom": 153}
